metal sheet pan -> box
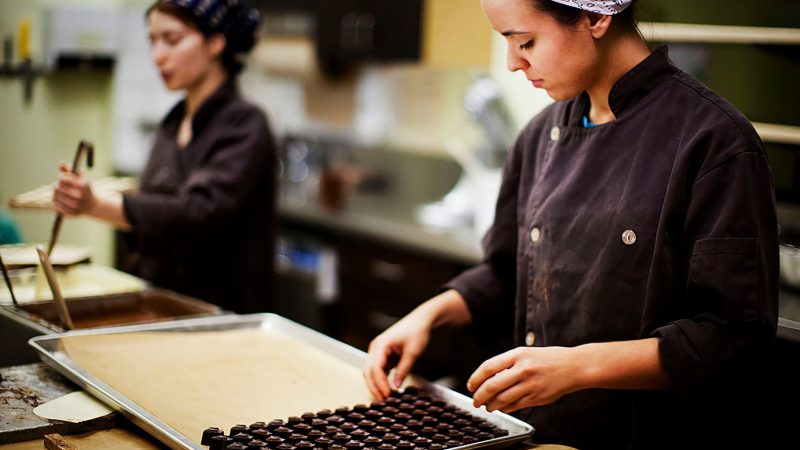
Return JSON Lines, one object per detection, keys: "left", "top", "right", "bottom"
{"left": 29, "top": 313, "right": 534, "bottom": 450}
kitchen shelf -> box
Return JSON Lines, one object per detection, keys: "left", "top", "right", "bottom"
{"left": 753, "top": 122, "right": 800, "bottom": 146}
{"left": 640, "top": 22, "right": 800, "bottom": 45}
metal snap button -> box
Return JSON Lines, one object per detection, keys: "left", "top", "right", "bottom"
{"left": 525, "top": 331, "right": 536, "bottom": 346}
{"left": 530, "top": 227, "right": 541, "bottom": 243}
{"left": 621, "top": 229, "right": 637, "bottom": 245}
{"left": 550, "top": 126, "right": 561, "bottom": 141}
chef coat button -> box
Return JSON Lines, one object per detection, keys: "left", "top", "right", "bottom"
{"left": 525, "top": 331, "right": 536, "bottom": 346}
{"left": 530, "top": 227, "right": 541, "bottom": 243}
{"left": 622, "top": 229, "right": 637, "bottom": 245}
{"left": 550, "top": 126, "right": 561, "bottom": 141}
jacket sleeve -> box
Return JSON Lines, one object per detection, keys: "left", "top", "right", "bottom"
{"left": 653, "top": 144, "right": 779, "bottom": 392}
{"left": 122, "top": 106, "right": 274, "bottom": 252}
{"left": 446, "top": 134, "right": 524, "bottom": 336}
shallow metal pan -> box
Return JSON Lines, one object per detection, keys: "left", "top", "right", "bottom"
{"left": 29, "top": 314, "right": 534, "bottom": 450}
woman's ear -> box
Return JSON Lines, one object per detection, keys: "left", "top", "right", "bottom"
{"left": 207, "top": 33, "right": 227, "bottom": 58}
{"left": 587, "top": 13, "right": 613, "bottom": 39}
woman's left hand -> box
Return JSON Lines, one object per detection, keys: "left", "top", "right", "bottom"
{"left": 467, "top": 346, "right": 582, "bottom": 413}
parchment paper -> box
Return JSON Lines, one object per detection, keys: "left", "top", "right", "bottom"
{"left": 62, "top": 328, "right": 373, "bottom": 445}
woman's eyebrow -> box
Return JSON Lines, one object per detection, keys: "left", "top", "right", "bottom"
{"left": 501, "top": 29, "right": 530, "bottom": 36}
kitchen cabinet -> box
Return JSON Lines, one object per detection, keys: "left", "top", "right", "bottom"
{"left": 275, "top": 217, "right": 502, "bottom": 390}
{"left": 314, "top": 0, "right": 424, "bottom": 76}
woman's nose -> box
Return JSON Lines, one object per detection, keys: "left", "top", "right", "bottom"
{"left": 151, "top": 41, "right": 167, "bottom": 65}
{"left": 506, "top": 47, "right": 529, "bottom": 72}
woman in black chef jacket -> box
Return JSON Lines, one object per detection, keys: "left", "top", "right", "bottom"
{"left": 53, "top": 0, "right": 277, "bottom": 314}
{"left": 364, "top": 0, "right": 778, "bottom": 448}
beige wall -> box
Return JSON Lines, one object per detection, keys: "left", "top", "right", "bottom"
{"left": 0, "top": 0, "right": 131, "bottom": 266}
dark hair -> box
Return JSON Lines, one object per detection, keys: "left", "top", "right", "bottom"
{"left": 530, "top": 0, "right": 639, "bottom": 35}
{"left": 146, "top": 0, "right": 258, "bottom": 76}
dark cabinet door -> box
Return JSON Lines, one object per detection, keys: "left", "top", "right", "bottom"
{"left": 315, "top": 0, "right": 423, "bottom": 75}
{"left": 337, "top": 237, "right": 497, "bottom": 388}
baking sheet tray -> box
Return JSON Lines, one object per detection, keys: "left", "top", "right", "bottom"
{"left": 28, "top": 314, "right": 534, "bottom": 450}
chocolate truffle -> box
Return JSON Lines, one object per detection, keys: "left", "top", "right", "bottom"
{"left": 312, "top": 418, "right": 329, "bottom": 430}
{"left": 326, "top": 416, "right": 346, "bottom": 427}
{"left": 226, "top": 444, "right": 247, "bottom": 450}
{"left": 252, "top": 429, "right": 271, "bottom": 440}
{"left": 318, "top": 409, "right": 334, "bottom": 418}
{"left": 210, "top": 435, "right": 233, "bottom": 450}
{"left": 202, "top": 427, "right": 224, "bottom": 445}
{"left": 347, "top": 412, "right": 365, "bottom": 422}
{"left": 444, "top": 440, "right": 463, "bottom": 448}
{"left": 276, "top": 444, "right": 296, "bottom": 450}
{"left": 247, "top": 440, "right": 266, "bottom": 450}
{"left": 269, "top": 420, "right": 286, "bottom": 431}
{"left": 302, "top": 413, "right": 316, "bottom": 423}
{"left": 296, "top": 441, "right": 314, "bottom": 449}
{"left": 231, "top": 425, "right": 249, "bottom": 436}
{"left": 265, "top": 436, "right": 284, "bottom": 448}
{"left": 335, "top": 407, "right": 351, "bottom": 416}
{"left": 397, "top": 430, "right": 416, "bottom": 440}
{"left": 287, "top": 417, "right": 303, "bottom": 426}
{"left": 233, "top": 433, "right": 253, "bottom": 444}
{"left": 250, "top": 422, "right": 268, "bottom": 431}
{"left": 308, "top": 430, "right": 325, "bottom": 440}
{"left": 324, "top": 426, "right": 342, "bottom": 436}
{"left": 371, "top": 426, "right": 390, "bottom": 436}
{"left": 377, "top": 445, "right": 396, "bottom": 450}
{"left": 340, "top": 423, "right": 357, "bottom": 433}
{"left": 352, "top": 404, "right": 369, "bottom": 413}
{"left": 395, "top": 441, "right": 413, "bottom": 449}
{"left": 287, "top": 433, "right": 307, "bottom": 444}
{"left": 363, "top": 437, "right": 382, "bottom": 446}
{"left": 314, "top": 437, "right": 334, "bottom": 448}
{"left": 350, "top": 430, "right": 369, "bottom": 441}
{"left": 419, "top": 427, "right": 437, "bottom": 437}
{"left": 429, "top": 445, "right": 445, "bottom": 450}
{"left": 406, "top": 420, "right": 423, "bottom": 431}
{"left": 413, "top": 437, "right": 432, "bottom": 448}
{"left": 274, "top": 427, "right": 293, "bottom": 438}
{"left": 388, "top": 424, "right": 407, "bottom": 433}
{"left": 376, "top": 417, "right": 395, "bottom": 427}
{"left": 344, "top": 440, "right": 364, "bottom": 449}
{"left": 356, "top": 420, "right": 376, "bottom": 430}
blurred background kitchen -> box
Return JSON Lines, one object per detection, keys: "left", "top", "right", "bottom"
{"left": 0, "top": 0, "right": 799, "bottom": 440}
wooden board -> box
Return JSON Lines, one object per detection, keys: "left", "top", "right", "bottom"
{"left": 0, "top": 364, "right": 117, "bottom": 444}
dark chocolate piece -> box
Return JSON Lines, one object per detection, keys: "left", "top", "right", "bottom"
{"left": 233, "top": 433, "right": 253, "bottom": 444}
{"left": 431, "top": 434, "right": 448, "bottom": 443}
{"left": 350, "top": 430, "right": 369, "bottom": 441}
{"left": 444, "top": 440, "right": 463, "bottom": 448}
{"left": 308, "top": 430, "right": 325, "bottom": 440}
{"left": 287, "top": 433, "right": 307, "bottom": 443}
{"left": 202, "top": 427, "right": 224, "bottom": 445}
{"left": 226, "top": 444, "right": 247, "bottom": 450}
{"left": 413, "top": 437, "right": 432, "bottom": 448}
{"left": 276, "top": 444, "right": 296, "bottom": 450}
{"left": 296, "top": 441, "right": 314, "bottom": 449}
{"left": 395, "top": 441, "right": 413, "bottom": 449}
{"left": 371, "top": 426, "right": 390, "bottom": 436}
{"left": 377, "top": 445, "right": 396, "bottom": 450}
{"left": 363, "top": 437, "right": 382, "bottom": 446}
{"left": 250, "top": 422, "right": 268, "bottom": 431}
{"left": 352, "top": 404, "right": 369, "bottom": 413}
{"left": 344, "top": 440, "right": 364, "bottom": 449}
{"left": 340, "top": 423, "right": 357, "bottom": 433}
{"left": 274, "top": 427, "right": 293, "bottom": 437}
{"left": 314, "top": 437, "right": 334, "bottom": 448}
{"left": 376, "top": 417, "right": 395, "bottom": 427}
{"left": 210, "top": 435, "right": 233, "bottom": 450}
{"left": 388, "top": 424, "right": 406, "bottom": 433}
{"left": 429, "top": 445, "right": 445, "bottom": 450}
{"left": 287, "top": 417, "right": 303, "bottom": 425}
{"left": 347, "top": 412, "right": 365, "bottom": 422}
{"left": 312, "top": 418, "right": 329, "bottom": 430}
{"left": 397, "top": 430, "right": 416, "bottom": 440}
{"left": 356, "top": 420, "right": 376, "bottom": 430}
{"left": 326, "top": 416, "right": 346, "bottom": 427}
{"left": 318, "top": 409, "right": 334, "bottom": 418}
{"left": 302, "top": 412, "right": 316, "bottom": 423}
{"left": 231, "top": 425, "right": 249, "bottom": 436}
{"left": 269, "top": 420, "right": 286, "bottom": 431}
{"left": 252, "top": 429, "right": 270, "bottom": 440}
{"left": 335, "top": 407, "right": 350, "bottom": 416}
{"left": 419, "top": 427, "right": 437, "bottom": 437}
{"left": 265, "top": 436, "right": 285, "bottom": 447}
{"left": 247, "top": 440, "right": 266, "bottom": 450}
{"left": 324, "top": 426, "right": 342, "bottom": 436}
{"left": 293, "top": 423, "right": 312, "bottom": 434}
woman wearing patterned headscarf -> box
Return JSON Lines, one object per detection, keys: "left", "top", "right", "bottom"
{"left": 366, "top": 0, "right": 777, "bottom": 448}
{"left": 53, "top": 0, "right": 277, "bottom": 313}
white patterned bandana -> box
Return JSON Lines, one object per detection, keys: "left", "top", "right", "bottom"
{"left": 548, "top": 0, "right": 634, "bottom": 15}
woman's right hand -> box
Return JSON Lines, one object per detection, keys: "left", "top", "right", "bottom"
{"left": 363, "top": 310, "right": 433, "bottom": 400}
{"left": 363, "top": 289, "right": 473, "bottom": 400}
{"left": 53, "top": 162, "right": 95, "bottom": 216}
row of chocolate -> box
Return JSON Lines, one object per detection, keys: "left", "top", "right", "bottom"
{"left": 201, "top": 387, "right": 508, "bottom": 450}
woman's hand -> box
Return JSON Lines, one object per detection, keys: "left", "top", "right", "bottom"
{"left": 467, "top": 338, "right": 670, "bottom": 413}
{"left": 363, "top": 289, "right": 473, "bottom": 400}
{"left": 468, "top": 346, "right": 582, "bottom": 413}
{"left": 364, "top": 311, "right": 433, "bottom": 400}
{"left": 53, "top": 163, "right": 95, "bottom": 216}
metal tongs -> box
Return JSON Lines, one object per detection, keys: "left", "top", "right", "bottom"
{"left": 47, "top": 140, "right": 94, "bottom": 256}
{"left": 36, "top": 245, "right": 74, "bottom": 330}
{"left": 0, "top": 249, "right": 19, "bottom": 307}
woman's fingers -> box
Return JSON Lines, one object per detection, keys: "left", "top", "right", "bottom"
{"left": 467, "top": 349, "right": 517, "bottom": 393}
{"left": 471, "top": 365, "right": 524, "bottom": 409}
{"left": 392, "top": 347, "right": 420, "bottom": 390}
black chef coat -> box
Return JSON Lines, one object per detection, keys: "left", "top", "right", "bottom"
{"left": 122, "top": 80, "right": 277, "bottom": 313}
{"left": 448, "top": 47, "right": 778, "bottom": 449}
